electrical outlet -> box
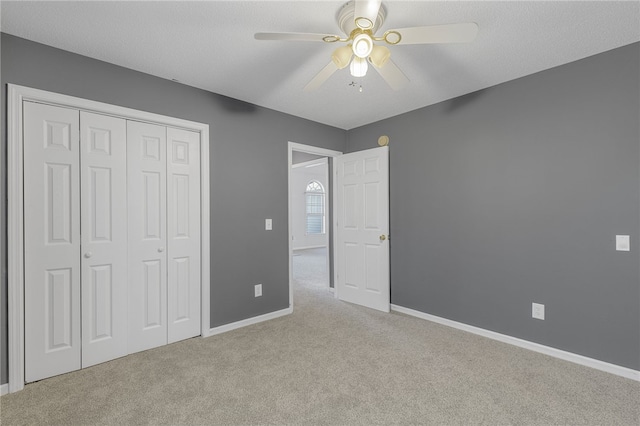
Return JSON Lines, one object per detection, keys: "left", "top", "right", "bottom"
{"left": 254, "top": 284, "right": 262, "bottom": 297}
{"left": 532, "top": 303, "right": 545, "bottom": 320}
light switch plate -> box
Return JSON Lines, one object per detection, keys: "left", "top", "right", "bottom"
{"left": 265, "top": 219, "right": 272, "bottom": 231}
{"left": 532, "top": 303, "right": 545, "bottom": 320}
{"left": 616, "top": 235, "right": 630, "bottom": 251}
{"left": 255, "top": 284, "right": 262, "bottom": 297}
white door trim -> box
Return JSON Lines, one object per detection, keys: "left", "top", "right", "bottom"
{"left": 7, "top": 84, "right": 211, "bottom": 393}
{"left": 287, "top": 142, "right": 342, "bottom": 309}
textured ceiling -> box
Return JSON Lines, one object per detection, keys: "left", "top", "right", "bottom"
{"left": 2, "top": 1, "right": 639, "bottom": 130}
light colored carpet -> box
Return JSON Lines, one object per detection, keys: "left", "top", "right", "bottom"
{"left": 1, "top": 248, "right": 639, "bottom": 425}
{"left": 293, "top": 247, "right": 329, "bottom": 289}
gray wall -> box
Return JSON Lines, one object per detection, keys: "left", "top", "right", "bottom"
{"left": 0, "top": 33, "right": 346, "bottom": 384}
{"left": 347, "top": 43, "right": 640, "bottom": 370}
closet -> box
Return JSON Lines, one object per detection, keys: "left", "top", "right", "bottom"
{"left": 23, "top": 101, "right": 201, "bottom": 383}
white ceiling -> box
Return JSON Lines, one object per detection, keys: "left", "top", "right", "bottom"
{"left": 2, "top": 1, "right": 639, "bottom": 130}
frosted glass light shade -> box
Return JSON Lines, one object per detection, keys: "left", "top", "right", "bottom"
{"left": 350, "top": 56, "right": 368, "bottom": 77}
{"left": 369, "top": 45, "right": 390, "bottom": 68}
{"left": 332, "top": 45, "right": 353, "bottom": 69}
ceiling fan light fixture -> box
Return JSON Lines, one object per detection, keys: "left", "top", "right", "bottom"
{"left": 350, "top": 56, "right": 368, "bottom": 77}
{"left": 352, "top": 33, "right": 373, "bottom": 58}
{"left": 257, "top": 1, "right": 475, "bottom": 92}
{"left": 332, "top": 45, "right": 353, "bottom": 69}
{"left": 369, "top": 45, "right": 390, "bottom": 68}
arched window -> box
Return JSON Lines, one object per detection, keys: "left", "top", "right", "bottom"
{"left": 305, "top": 181, "right": 325, "bottom": 235}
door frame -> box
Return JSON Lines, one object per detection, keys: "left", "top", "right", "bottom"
{"left": 7, "top": 84, "right": 211, "bottom": 393}
{"left": 287, "top": 142, "right": 342, "bottom": 308}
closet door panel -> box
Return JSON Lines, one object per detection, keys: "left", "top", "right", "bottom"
{"left": 167, "top": 128, "right": 201, "bottom": 343}
{"left": 24, "top": 102, "right": 81, "bottom": 382}
{"left": 127, "top": 121, "right": 168, "bottom": 353}
{"left": 80, "top": 111, "right": 128, "bottom": 367}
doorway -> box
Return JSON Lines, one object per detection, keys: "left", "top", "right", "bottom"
{"left": 287, "top": 142, "right": 342, "bottom": 308}
{"left": 287, "top": 142, "right": 391, "bottom": 314}
{"left": 292, "top": 157, "right": 329, "bottom": 292}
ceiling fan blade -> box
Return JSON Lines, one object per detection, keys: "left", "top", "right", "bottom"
{"left": 389, "top": 23, "right": 478, "bottom": 45}
{"left": 304, "top": 61, "right": 339, "bottom": 92}
{"left": 354, "top": 0, "right": 382, "bottom": 29}
{"left": 370, "top": 58, "right": 409, "bottom": 91}
{"left": 254, "top": 32, "right": 337, "bottom": 42}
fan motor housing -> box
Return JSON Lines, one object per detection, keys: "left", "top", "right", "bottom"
{"left": 337, "top": 1, "right": 387, "bottom": 35}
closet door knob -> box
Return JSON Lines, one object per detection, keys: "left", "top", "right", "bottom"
{"left": 158, "top": 247, "right": 165, "bottom": 253}
{"left": 84, "top": 252, "right": 93, "bottom": 259}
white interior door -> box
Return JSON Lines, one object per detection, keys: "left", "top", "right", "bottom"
{"left": 127, "top": 121, "right": 168, "bottom": 353}
{"left": 336, "top": 146, "right": 390, "bottom": 312}
{"left": 166, "top": 127, "right": 201, "bottom": 343}
{"left": 80, "top": 111, "right": 128, "bottom": 367}
{"left": 24, "top": 102, "right": 81, "bottom": 382}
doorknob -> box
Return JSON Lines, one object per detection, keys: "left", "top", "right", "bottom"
{"left": 158, "top": 247, "right": 165, "bottom": 253}
{"left": 84, "top": 252, "right": 93, "bottom": 258}
{"left": 379, "top": 235, "right": 387, "bottom": 241}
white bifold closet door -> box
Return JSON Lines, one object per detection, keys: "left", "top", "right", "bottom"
{"left": 166, "top": 127, "right": 201, "bottom": 344}
{"left": 127, "top": 121, "right": 201, "bottom": 354}
{"left": 24, "top": 102, "right": 82, "bottom": 383}
{"left": 80, "top": 111, "right": 128, "bottom": 367}
{"left": 24, "top": 103, "right": 202, "bottom": 383}
{"left": 127, "top": 121, "right": 168, "bottom": 353}
{"left": 24, "top": 103, "right": 128, "bottom": 382}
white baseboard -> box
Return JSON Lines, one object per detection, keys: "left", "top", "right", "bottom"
{"left": 391, "top": 304, "right": 640, "bottom": 382}
{"left": 1, "top": 383, "right": 8, "bottom": 396}
{"left": 204, "top": 307, "right": 293, "bottom": 337}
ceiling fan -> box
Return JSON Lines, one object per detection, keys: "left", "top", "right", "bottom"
{"left": 255, "top": 0, "right": 478, "bottom": 92}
